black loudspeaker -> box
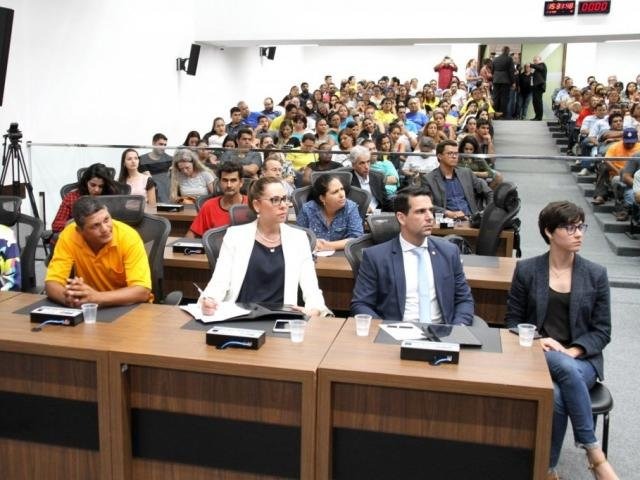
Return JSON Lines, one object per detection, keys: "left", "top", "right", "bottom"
{"left": 266, "top": 46, "right": 276, "bottom": 60}
{"left": 260, "top": 46, "right": 276, "bottom": 61}
{"left": 0, "top": 7, "right": 14, "bottom": 106}
{"left": 186, "top": 43, "right": 200, "bottom": 76}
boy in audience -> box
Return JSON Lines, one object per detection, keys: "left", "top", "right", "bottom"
{"left": 139, "top": 133, "right": 172, "bottom": 202}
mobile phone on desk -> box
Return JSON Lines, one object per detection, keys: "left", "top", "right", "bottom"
{"left": 272, "top": 319, "right": 291, "bottom": 333}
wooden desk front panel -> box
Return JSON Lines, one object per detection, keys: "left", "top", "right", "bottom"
{"left": 124, "top": 366, "right": 303, "bottom": 480}
{"left": 108, "top": 307, "right": 345, "bottom": 480}
{"left": 0, "top": 294, "right": 114, "bottom": 480}
{"left": 316, "top": 322, "right": 553, "bottom": 480}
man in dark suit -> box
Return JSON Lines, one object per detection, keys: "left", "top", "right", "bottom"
{"left": 351, "top": 187, "right": 473, "bottom": 324}
{"left": 348, "top": 145, "right": 392, "bottom": 212}
{"left": 491, "top": 46, "right": 516, "bottom": 119}
{"left": 422, "top": 140, "right": 493, "bottom": 219}
{"left": 530, "top": 55, "right": 548, "bottom": 121}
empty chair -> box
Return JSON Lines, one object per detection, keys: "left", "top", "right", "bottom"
{"left": 0, "top": 196, "right": 44, "bottom": 292}
{"left": 97, "top": 195, "right": 172, "bottom": 302}
{"left": 475, "top": 181, "right": 521, "bottom": 256}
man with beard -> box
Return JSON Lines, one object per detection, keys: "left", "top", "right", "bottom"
{"left": 186, "top": 162, "right": 248, "bottom": 237}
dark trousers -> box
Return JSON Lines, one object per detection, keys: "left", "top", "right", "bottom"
{"left": 532, "top": 85, "right": 545, "bottom": 120}
{"left": 492, "top": 83, "right": 511, "bottom": 118}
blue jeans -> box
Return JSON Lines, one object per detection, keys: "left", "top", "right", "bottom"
{"left": 545, "top": 351, "right": 598, "bottom": 468}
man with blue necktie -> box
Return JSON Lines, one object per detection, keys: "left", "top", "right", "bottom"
{"left": 351, "top": 187, "right": 474, "bottom": 325}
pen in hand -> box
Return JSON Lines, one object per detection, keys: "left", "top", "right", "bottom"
{"left": 193, "top": 283, "right": 217, "bottom": 315}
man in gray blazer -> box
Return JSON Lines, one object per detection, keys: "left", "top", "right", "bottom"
{"left": 422, "top": 140, "right": 493, "bottom": 220}
{"left": 491, "top": 45, "right": 516, "bottom": 119}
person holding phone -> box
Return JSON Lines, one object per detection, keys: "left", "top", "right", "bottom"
{"left": 505, "top": 201, "right": 618, "bottom": 480}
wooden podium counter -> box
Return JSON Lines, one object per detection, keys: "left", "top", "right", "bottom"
{"left": 106, "top": 305, "right": 344, "bottom": 480}
{"left": 316, "top": 319, "right": 553, "bottom": 480}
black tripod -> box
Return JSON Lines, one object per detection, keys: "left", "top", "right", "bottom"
{"left": 1, "top": 122, "right": 40, "bottom": 219}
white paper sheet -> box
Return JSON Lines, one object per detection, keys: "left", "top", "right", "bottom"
{"left": 379, "top": 322, "right": 426, "bottom": 341}
{"left": 180, "top": 302, "right": 251, "bottom": 323}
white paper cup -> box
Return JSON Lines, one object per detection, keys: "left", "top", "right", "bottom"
{"left": 517, "top": 323, "right": 536, "bottom": 347}
{"left": 82, "top": 303, "right": 98, "bottom": 324}
{"left": 355, "top": 314, "right": 372, "bottom": 336}
{"left": 289, "top": 320, "right": 306, "bottom": 343}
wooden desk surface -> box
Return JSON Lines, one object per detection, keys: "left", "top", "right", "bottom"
{"left": 316, "top": 319, "right": 553, "bottom": 479}
{"left": 145, "top": 204, "right": 197, "bottom": 222}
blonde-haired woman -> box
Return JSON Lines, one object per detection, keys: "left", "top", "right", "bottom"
{"left": 169, "top": 149, "right": 215, "bottom": 203}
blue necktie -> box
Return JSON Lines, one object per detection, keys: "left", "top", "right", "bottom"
{"left": 413, "top": 247, "right": 431, "bottom": 323}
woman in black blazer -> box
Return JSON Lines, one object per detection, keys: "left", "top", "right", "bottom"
{"left": 505, "top": 201, "right": 618, "bottom": 480}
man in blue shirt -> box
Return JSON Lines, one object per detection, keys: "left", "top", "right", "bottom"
{"left": 423, "top": 140, "right": 493, "bottom": 220}
{"left": 405, "top": 97, "right": 429, "bottom": 129}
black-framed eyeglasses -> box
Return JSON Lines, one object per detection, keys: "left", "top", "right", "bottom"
{"left": 263, "top": 195, "right": 290, "bottom": 206}
{"left": 560, "top": 223, "right": 588, "bottom": 235}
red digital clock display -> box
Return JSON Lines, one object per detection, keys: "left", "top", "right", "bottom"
{"left": 544, "top": 1, "right": 576, "bottom": 16}
{"left": 578, "top": 1, "right": 611, "bottom": 14}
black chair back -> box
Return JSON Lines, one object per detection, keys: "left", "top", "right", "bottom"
{"left": 310, "top": 170, "right": 352, "bottom": 187}
{"left": 366, "top": 213, "right": 400, "bottom": 244}
{"left": 0, "top": 196, "right": 44, "bottom": 292}
{"left": 60, "top": 182, "right": 131, "bottom": 200}
{"left": 344, "top": 234, "right": 374, "bottom": 279}
{"left": 475, "top": 182, "right": 521, "bottom": 256}
{"left": 229, "top": 204, "right": 257, "bottom": 226}
{"left": 202, "top": 226, "right": 229, "bottom": 271}
{"left": 98, "top": 195, "right": 170, "bottom": 301}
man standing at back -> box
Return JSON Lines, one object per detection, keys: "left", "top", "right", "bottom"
{"left": 530, "top": 55, "right": 547, "bottom": 121}
{"left": 491, "top": 46, "right": 516, "bottom": 119}
{"left": 139, "top": 133, "right": 172, "bottom": 202}
{"left": 351, "top": 187, "right": 473, "bottom": 324}
{"left": 45, "top": 197, "right": 152, "bottom": 307}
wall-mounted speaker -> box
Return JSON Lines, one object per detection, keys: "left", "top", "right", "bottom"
{"left": 260, "top": 46, "right": 276, "bottom": 61}
{"left": 0, "top": 7, "right": 14, "bottom": 106}
{"left": 186, "top": 43, "right": 200, "bottom": 75}
{"left": 176, "top": 43, "right": 201, "bottom": 76}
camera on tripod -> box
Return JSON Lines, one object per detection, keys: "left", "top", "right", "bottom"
{"left": 6, "top": 122, "right": 22, "bottom": 143}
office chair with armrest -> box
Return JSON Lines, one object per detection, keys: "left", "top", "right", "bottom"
{"left": 475, "top": 181, "right": 521, "bottom": 256}
{"left": 97, "top": 195, "right": 174, "bottom": 303}
{"left": 291, "top": 185, "right": 371, "bottom": 220}
{"left": 590, "top": 382, "right": 613, "bottom": 456}
{"left": 0, "top": 196, "right": 44, "bottom": 292}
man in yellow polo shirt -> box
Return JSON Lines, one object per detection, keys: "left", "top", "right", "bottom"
{"left": 45, "top": 196, "right": 152, "bottom": 307}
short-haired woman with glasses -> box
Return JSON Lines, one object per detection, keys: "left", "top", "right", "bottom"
{"left": 505, "top": 201, "right": 618, "bottom": 480}
{"left": 200, "top": 176, "right": 329, "bottom": 317}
